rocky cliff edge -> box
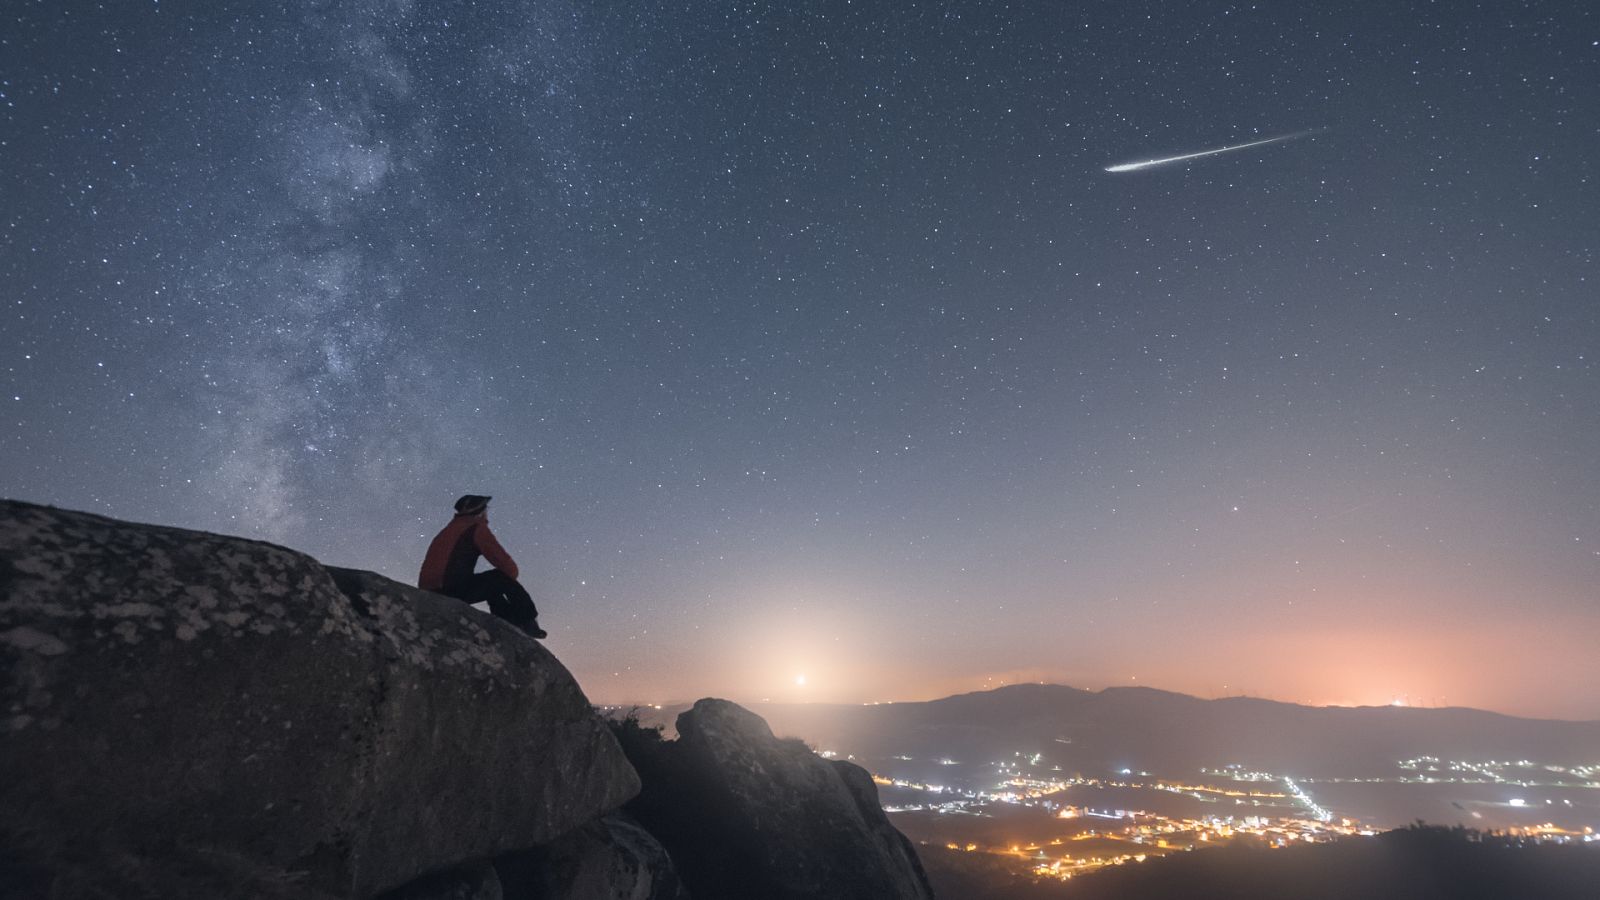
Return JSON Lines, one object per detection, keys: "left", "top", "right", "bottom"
{"left": 0, "top": 499, "right": 638, "bottom": 898}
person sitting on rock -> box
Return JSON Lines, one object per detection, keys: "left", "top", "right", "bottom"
{"left": 418, "top": 494, "right": 547, "bottom": 639}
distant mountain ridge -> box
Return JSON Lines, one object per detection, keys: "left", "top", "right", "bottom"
{"left": 635, "top": 683, "right": 1600, "bottom": 777}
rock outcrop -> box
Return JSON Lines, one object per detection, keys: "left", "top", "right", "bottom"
{"left": 0, "top": 500, "right": 638, "bottom": 898}
{"left": 615, "top": 698, "right": 935, "bottom": 900}
{"left": 2, "top": 499, "right": 937, "bottom": 899}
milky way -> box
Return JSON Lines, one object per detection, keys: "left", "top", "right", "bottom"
{"left": 4, "top": 1, "right": 1598, "bottom": 717}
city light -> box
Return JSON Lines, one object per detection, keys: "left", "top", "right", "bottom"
{"left": 873, "top": 749, "right": 1599, "bottom": 883}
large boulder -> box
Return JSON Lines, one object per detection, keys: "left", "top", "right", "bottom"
{"left": 617, "top": 698, "right": 935, "bottom": 900}
{"left": 0, "top": 500, "right": 639, "bottom": 898}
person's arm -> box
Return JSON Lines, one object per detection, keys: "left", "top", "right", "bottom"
{"left": 475, "top": 524, "right": 520, "bottom": 580}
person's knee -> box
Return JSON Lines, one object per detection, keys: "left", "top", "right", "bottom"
{"left": 483, "top": 569, "right": 516, "bottom": 588}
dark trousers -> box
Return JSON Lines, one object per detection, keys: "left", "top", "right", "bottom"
{"left": 447, "top": 570, "right": 539, "bottom": 632}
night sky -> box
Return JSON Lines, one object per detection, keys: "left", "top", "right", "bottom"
{"left": 5, "top": 1, "right": 1597, "bottom": 718}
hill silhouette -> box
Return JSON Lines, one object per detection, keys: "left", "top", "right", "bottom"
{"left": 701, "top": 683, "right": 1600, "bottom": 777}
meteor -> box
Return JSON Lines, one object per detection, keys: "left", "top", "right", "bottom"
{"left": 1105, "top": 130, "right": 1318, "bottom": 173}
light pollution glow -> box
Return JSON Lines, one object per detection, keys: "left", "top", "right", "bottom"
{"left": 581, "top": 587, "right": 1599, "bottom": 721}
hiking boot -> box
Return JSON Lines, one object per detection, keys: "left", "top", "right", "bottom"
{"left": 524, "top": 624, "right": 548, "bottom": 639}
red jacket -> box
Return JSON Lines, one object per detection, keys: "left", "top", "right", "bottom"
{"left": 418, "top": 515, "right": 519, "bottom": 593}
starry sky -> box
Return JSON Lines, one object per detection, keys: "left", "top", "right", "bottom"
{"left": 4, "top": 1, "right": 1598, "bottom": 719}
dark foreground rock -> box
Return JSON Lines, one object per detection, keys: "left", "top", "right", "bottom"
{"left": 378, "top": 861, "right": 502, "bottom": 900}
{"left": 614, "top": 698, "right": 935, "bottom": 900}
{"left": 496, "top": 813, "right": 688, "bottom": 900}
{"left": 0, "top": 500, "right": 638, "bottom": 898}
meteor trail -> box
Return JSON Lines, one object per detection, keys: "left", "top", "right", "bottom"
{"left": 1105, "top": 130, "right": 1318, "bottom": 173}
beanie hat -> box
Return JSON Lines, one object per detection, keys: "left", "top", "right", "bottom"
{"left": 453, "top": 494, "right": 491, "bottom": 515}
